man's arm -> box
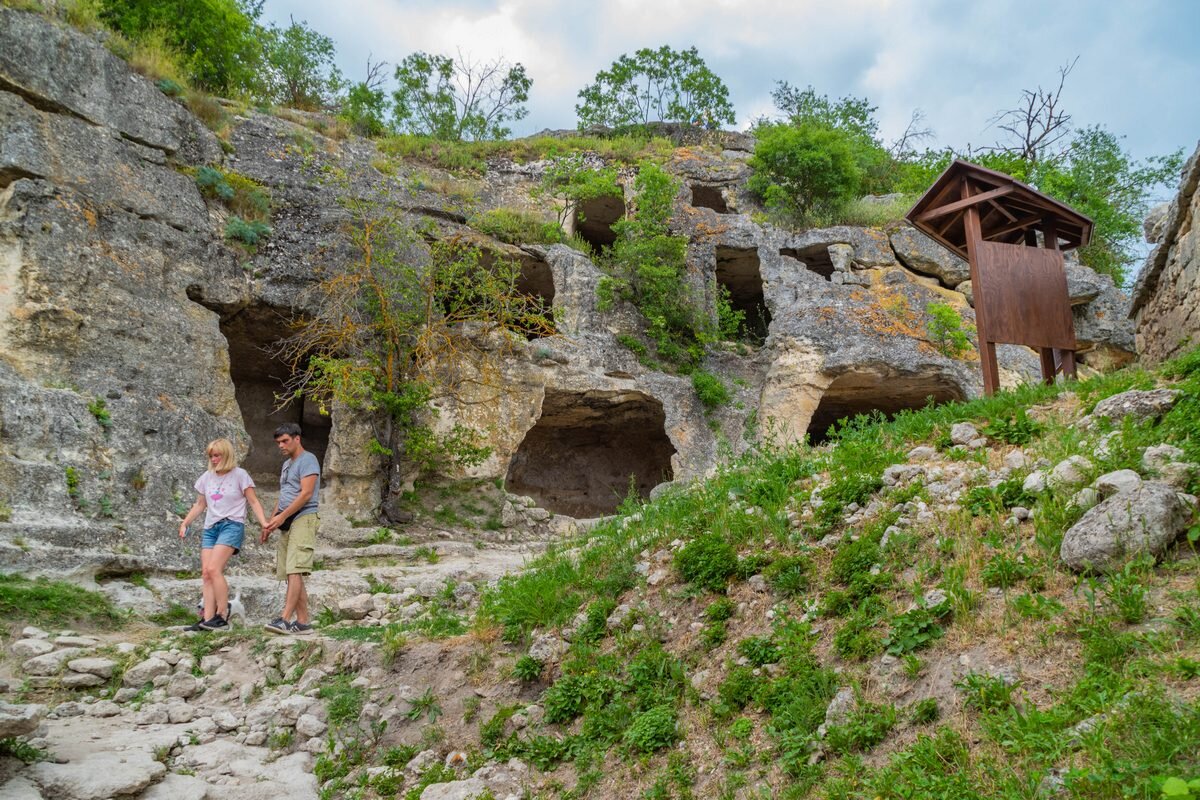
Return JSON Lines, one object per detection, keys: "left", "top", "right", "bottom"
{"left": 264, "top": 474, "right": 318, "bottom": 534}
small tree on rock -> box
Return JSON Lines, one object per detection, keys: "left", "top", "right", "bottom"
{"left": 576, "top": 45, "right": 735, "bottom": 129}
{"left": 262, "top": 16, "right": 343, "bottom": 110}
{"left": 391, "top": 51, "right": 531, "bottom": 141}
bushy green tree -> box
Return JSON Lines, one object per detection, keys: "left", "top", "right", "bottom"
{"left": 99, "top": 0, "right": 265, "bottom": 94}
{"left": 533, "top": 153, "right": 622, "bottom": 228}
{"left": 261, "top": 16, "right": 343, "bottom": 110}
{"left": 576, "top": 45, "right": 735, "bottom": 129}
{"left": 747, "top": 121, "right": 863, "bottom": 218}
{"left": 391, "top": 52, "right": 531, "bottom": 141}
{"left": 604, "top": 163, "right": 710, "bottom": 365}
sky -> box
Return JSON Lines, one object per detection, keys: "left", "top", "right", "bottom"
{"left": 261, "top": 0, "right": 1200, "bottom": 166}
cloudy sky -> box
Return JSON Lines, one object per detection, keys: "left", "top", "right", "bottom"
{"left": 261, "top": 0, "right": 1199, "bottom": 164}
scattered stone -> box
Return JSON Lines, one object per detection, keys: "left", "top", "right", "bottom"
{"left": 907, "top": 446, "right": 937, "bottom": 461}
{"left": 140, "top": 773, "right": 211, "bottom": 800}
{"left": 1094, "top": 469, "right": 1142, "bottom": 496}
{"left": 646, "top": 568, "right": 668, "bottom": 586}
{"left": 1012, "top": 506, "right": 1032, "bottom": 521}
{"left": 22, "top": 647, "right": 85, "bottom": 676}
{"left": 53, "top": 636, "right": 98, "bottom": 648}
{"left": 66, "top": 657, "right": 117, "bottom": 678}
{"left": 11, "top": 639, "right": 55, "bottom": 659}
{"left": 1143, "top": 443, "right": 1186, "bottom": 472}
{"left": 295, "top": 667, "right": 327, "bottom": 694}
{"left": 0, "top": 776, "right": 42, "bottom": 800}
{"left": 1161, "top": 462, "right": 1198, "bottom": 489}
{"left": 1003, "top": 450, "right": 1028, "bottom": 470}
{"left": 295, "top": 713, "right": 327, "bottom": 738}
{"left": 123, "top": 657, "right": 171, "bottom": 687}
{"left": 212, "top": 709, "right": 240, "bottom": 732}
{"left": 339, "top": 593, "right": 375, "bottom": 621}
{"left": 923, "top": 588, "right": 949, "bottom": 608}
{"left": 166, "top": 673, "right": 201, "bottom": 699}
{"left": 1049, "top": 456, "right": 1093, "bottom": 489}
{"left": 1023, "top": 471, "right": 1048, "bottom": 494}
{"left": 823, "top": 687, "right": 858, "bottom": 730}
{"left": 417, "top": 578, "right": 443, "bottom": 598}
{"left": 30, "top": 750, "right": 166, "bottom": 800}
{"left": 277, "top": 695, "right": 314, "bottom": 724}
{"left": 950, "top": 423, "right": 979, "bottom": 446}
{"left": 167, "top": 701, "right": 195, "bottom": 724}
{"left": 1089, "top": 389, "right": 1180, "bottom": 426}
{"left": 53, "top": 701, "right": 85, "bottom": 717}
{"left": 61, "top": 672, "right": 106, "bottom": 689}
{"left": 199, "top": 655, "right": 224, "bottom": 674}
{"left": 419, "top": 777, "right": 489, "bottom": 800}
{"left": 86, "top": 700, "right": 121, "bottom": 717}
{"left": 527, "top": 632, "right": 566, "bottom": 664}
{"left": 1061, "top": 482, "right": 1196, "bottom": 572}
{"left": 22, "top": 627, "right": 50, "bottom": 640}
{"left": 0, "top": 702, "right": 46, "bottom": 738}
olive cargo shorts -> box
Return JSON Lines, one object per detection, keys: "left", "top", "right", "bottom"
{"left": 276, "top": 513, "right": 318, "bottom": 580}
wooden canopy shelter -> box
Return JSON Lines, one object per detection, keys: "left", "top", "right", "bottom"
{"left": 905, "top": 160, "right": 1094, "bottom": 395}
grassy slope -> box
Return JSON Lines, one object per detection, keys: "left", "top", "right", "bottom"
{"left": 476, "top": 350, "right": 1200, "bottom": 800}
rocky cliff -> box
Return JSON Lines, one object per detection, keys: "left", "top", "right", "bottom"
{"left": 0, "top": 7, "right": 1137, "bottom": 581}
{"left": 1132, "top": 140, "right": 1200, "bottom": 363}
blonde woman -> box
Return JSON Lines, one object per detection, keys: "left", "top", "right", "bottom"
{"left": 178, "top": 439, "right": 268, "bottom": 631}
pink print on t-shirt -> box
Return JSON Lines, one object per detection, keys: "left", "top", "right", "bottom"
{"left": 194, "top": 467, "right": 255, "bottom": 528}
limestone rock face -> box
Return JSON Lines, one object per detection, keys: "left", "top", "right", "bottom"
{"left": 1060, "top": 482, "right": 1195, "bottom": 572}
{"left": 0, "top": 6, "right": 1145, "bottom": 577}
{"left": 1132, "top": 140, "right": 1200, "bottom": 363}
{"left": 0, "top": 701, "right": 44, "bottom": 737}
{"left": 889, "top": 226, "right": 971, "bottom": 287}
{"left": 29, "top": 750, "right": 166, "bottom": 800}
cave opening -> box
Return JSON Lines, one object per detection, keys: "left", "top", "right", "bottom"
{"left": 690, "top": 184, "right": 729, "bottom": 213}
{"left": 806, "top": 372, "right": 964, "bottom": 445}
{"left": 505, "top": 390, "right": 677, "bottom": 518}
{"left": 716, "top": 246, "right": 771, "bottom": 340}
{"left": 219, "top": 306, "right": 330, "bottom": 487}
{"left": 573, "top": 194, "right": 625, "bottom": 251}
{"left": 781, "top": 245, "right": 835, "bottom": 280}
{"left": 470, "top": 248, "right": 556, "bottom": 339}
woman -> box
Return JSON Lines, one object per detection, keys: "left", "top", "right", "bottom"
{"left": 177, "top": 439, "right": 268, "bottom": 631}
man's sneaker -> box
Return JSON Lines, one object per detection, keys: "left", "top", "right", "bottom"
{"left": 198, "top": 614, "right": 228, "bottom": 631}
{"left": 290, "top": 621, "right": 314, "bottom": 636}
{"left": 264, "top": 617, "right": 292, "bottom": 635}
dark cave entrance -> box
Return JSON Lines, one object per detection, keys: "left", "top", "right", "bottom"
{"left": 219, "top": 306, "right": 330, "bottom": 487}
{"left": 474, "top": 248, "right": 556, "bottom": 339}
{"left": 573, "top": 194, "right": 625, "bottom": 250}
{"left": 505, "top": 390, "right": 677, "bottom": 517}
{"left": 716, "top": 246, "right": 771, "bottom": 340}
{"left": 781, "top": 245, "right": 835, "bottom": 281}
{"left": 806, "top": 372, "right": 964, "bottom": 445}
{"left": 690, "top": 184, "right": 729, "bottom": 213}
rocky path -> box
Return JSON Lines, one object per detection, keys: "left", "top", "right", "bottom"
{"left": 0, "top": 520, "right": 562, "bottom": 800}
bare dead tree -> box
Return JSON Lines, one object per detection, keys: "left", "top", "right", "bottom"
{"left": 987, "top": 57, "right": 1079, "bottom": 163}
{"left": 888, "top": 109, "right": 933, "bottom": 159}
{"left": 363, "top": 54, "right": 389, "bottom": 92}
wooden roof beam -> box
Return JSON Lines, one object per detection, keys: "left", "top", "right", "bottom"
{"left": 916, "top": 185, "right": 1016, "bottom": 222}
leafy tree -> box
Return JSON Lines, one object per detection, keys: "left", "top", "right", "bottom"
{"left": 282, "top": 172, "right": 553, "bottom": 479}
{"left": 391, "top": 52, "right": 531, "bottom": 141}
{"left": 576, "top": 45, "right": 735, "bottom": 129}
{"left": 99, "top": 0, "right": 266, "bottom": 94}
{"left": 771, "top": 82, "right": 879, "bottom": 142}
{"left": 261, "top": 16, "right": 343, "bottom": 110}
{"left": 605, "top": 163, "right": 710, "bottom": 366}
{"left": 340, "top": 57, "right": 391, "bottom": 137}
{"left": 532, "top": 153, "right": 622, "bottom": 229}
{"left": 747, "top": 121, "right": 863, "bottom": 218}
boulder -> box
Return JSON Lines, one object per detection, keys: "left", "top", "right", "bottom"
{"left": 339, "top": 593, "right": 375, "bottom": 621}
{"left": 66, "top": 657, "right": 117, "bottom": 678}
{"left": 0, "top": 701, "right": 45, "bottom": 738}
{"left": 889, "top": 227, "right": 971, "bottom": 287}
{"left": 950, "top": 423, "right": 979, "bottom": 446}
{"left": 29, "top": 750, "right": 166, "bottom": 800}
{"left": 22, "top": 647, "right": 84, "bottom": 676}
{"left": 140, "top": 773, "right": 211, "bottom": 800}
{"left": 1060, "top": 482, "right": 1196, "bottom": 572}
{"left": 1143, "top": 444, "right": 1185, "bottom": 472}
{"left": 420, "top": 778, "right": 490, "bottom": 800}
{"left": 1089, "top": 389, "right": 1180, "bottom": 426}
{"left": 11, "top": 639, "right": 54, "bottom": 659}
{"left": 1048, "top": 456, "right": 1093, "bottom": 490}
{"left": 124, "top": 657, "right": 171, "bottom": 687}
{"left": 1094, "top": 469, "right": 1143, "bottom": 496}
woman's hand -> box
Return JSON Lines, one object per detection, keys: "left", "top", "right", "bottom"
{"left": 178, "top": 520, "right": 188, "bottom": 539}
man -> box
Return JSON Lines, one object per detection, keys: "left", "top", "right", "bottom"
{"left": 261, "top": 423, "right": 320, "bottom": 635}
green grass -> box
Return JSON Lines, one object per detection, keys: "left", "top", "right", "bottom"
{"left": 0, "top": 574, "right": 126, "bottom": 629}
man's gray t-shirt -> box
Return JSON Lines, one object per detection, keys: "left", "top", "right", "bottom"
{"left": 278, "top": 450, "right": 320, "bottom": 519}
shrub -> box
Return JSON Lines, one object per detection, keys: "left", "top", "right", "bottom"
{"left": 981, "top": 552, "right": 1032, "bottom": 589}
{"left": 765, "top": 554, "right": 810, "bottom": 596}
{"left": 674, "top": 533, "right": 737, "bottom": 592}
{"left": 925, "top": 302, "right": 975, "bottom": 359}
{"left": 956, "top": 672, "right": 1018, "bottom": 712}
{"left": 0, "top": 574, "right": 125, "bottom": 628}
{"left": 716, "top": 666, "right": 761, "bottom": 714}
{"left": 691, "top": 369, "right": 731, "bottom": 410}
{"left": 981, "top": 408, "right": 1043, "bottom": 444}
{"left": 882, "top": 604, "right": 949, "bottom": 655}
{"left": 748, "top": 121, "right": 863, "bottom": 220}
{"left": 468, "top": 209, "right": 563, "bottom": 245}
{"left": 225, "top": 216, "right": 271, "bottom": 246}
{"left": 909, "top": 697, "right": 940, "bottom": 724}
{"left": 834, "top": 598, "right": 885, "bottom": 660}
{"left": 87, "top": 397, "right": 112, "bottom": 429}
{"left": 824, "top": 704, "right": 897, "bottom": 754}
{"left": 737, "top": 636, "right": 781, "bottom": 667}
{"left": 623, "top": 705, "right": 680, "bottom": 753}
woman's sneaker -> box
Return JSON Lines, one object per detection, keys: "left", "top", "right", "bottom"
{"left": 264, "top": 618, "right": 292, "bottom": 635}
{"left": 290, "top": 621, "right": 314, "bottom": 636}
{"left": 183, "top": 620, "right": 206, "bottom": 632}
{"left": 198, "top": 614, "right": 228, "bottom": 631}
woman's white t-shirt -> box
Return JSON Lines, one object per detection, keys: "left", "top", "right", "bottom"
{"left": 194, "top": 467, "right": 255, "bottom": 528}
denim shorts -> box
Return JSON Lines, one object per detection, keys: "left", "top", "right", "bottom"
{"left": 202, "top": 519, "right": 245, "bottom": 553}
